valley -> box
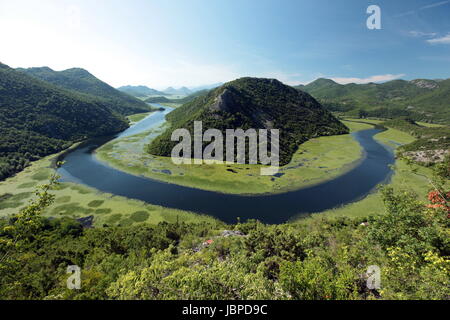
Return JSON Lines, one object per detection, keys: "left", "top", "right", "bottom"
{"left": 0, "top": 75, "right": 445, "bottom": 225}
{"left": 1, "top": 1, "right": 449, "bottom": 302}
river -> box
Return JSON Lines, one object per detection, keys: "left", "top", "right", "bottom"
{"left": 57, "top": 106, "right": 395, "bottom": 224}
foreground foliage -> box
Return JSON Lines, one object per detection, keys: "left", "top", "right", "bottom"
{"left": 0, "top": 166, "right": 448, "bottom": 300}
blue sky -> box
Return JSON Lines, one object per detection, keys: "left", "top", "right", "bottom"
{"left": 1, "top": 0, "right": 449, "bottom": 88}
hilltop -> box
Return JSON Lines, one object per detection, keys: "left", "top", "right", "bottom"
{"left": 163, "top": 86, "right": 192, "bottom": 96}
{"left": 18, "top": 67, "right": 151, "bottom": 115}
{"left": 0, "top": 63, "right": 128, "bottom": 180}
{"left": 147, "top": 77, "right": 348, "bottom": 166}
{"left": 117, "top": 85, "right": 166, "bottom": 97}
{"left": 296, "top": 78, "right": 450, "bottom": 123}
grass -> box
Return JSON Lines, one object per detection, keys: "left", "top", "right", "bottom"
{"left": 95, "top": 120, "right": 373, "bottom": 195}
{"left": 0, "top": 150, "right": 222, "bottom": 227}
{"left": 127, "top": 112, "right": 153, "bottom": 124}
{"left": 416, "top": 121, "right": 446, "bottom": 128}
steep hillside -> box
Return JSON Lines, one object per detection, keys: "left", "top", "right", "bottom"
{"left": 0, "top": 63, "right": 128, "bottom": 180}
{"left": 18, "top": 67, "right": 151, "bottom": 115}
{"left": 148, "top": 77, "right": 348, "bottom": 166}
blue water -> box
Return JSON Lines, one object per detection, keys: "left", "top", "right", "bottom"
{"left": 116, "top": 106, "right": 173, "bottom": 138}
{"left": 58, "top": 106, "right": 395, "bottom": 224}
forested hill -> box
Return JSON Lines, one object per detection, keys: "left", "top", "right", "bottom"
{"left": 17, "top": 67, "right": 150, "bottom": 116}
{"left": 148, "top": 77, "right": 348, "bottom": 166}
{"left": 117, "top": 85, "right": 166, "bottom": 97}
{"left": 144, "top": 89, "right": 209, "bottom": 104}
{"left": 296, "top": 78, "right": 450, "bottom": 124}
{"left": 0, "top": 62, "right": 129, "bottom": 180}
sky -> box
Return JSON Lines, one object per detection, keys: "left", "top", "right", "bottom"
{"left": 1, "top": 0, "right": 449, "bottom": 89}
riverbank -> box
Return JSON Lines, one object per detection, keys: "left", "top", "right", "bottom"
{"left": 95, "top": 120, "right": 373, "bottom": 195}
{"left": 294, "top": 119, "right": 442, "bottom": 223}
{"left": 0, "top": 150, "right": 221, "bottom": 227}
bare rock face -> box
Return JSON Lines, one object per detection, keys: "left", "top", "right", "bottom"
{"left": 209, "top": 88, "right": 235, "bottom": 112}
{"left": 410, "top": 79, "right": 439, "bottom": 90}
{"left": 404, "top": 149, "right": 450, "bottom": 163}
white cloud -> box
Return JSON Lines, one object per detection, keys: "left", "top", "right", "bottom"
{"left": 409, "top": 31, "right": 437, "bottom": 37}
{"left": 394, "top": 0, "right": 450, "bottom": 17}
{"left": 427, "top": 33, "right": 450, "bottom": 44}
{"left": 329, "top": 74, "right": 406, "bottom": 85}
{"left": 421, "top": 0, "right": 450, "bottom": 10}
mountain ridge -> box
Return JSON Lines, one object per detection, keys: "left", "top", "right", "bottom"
{"left": 296, "top": 78, "right": 450, "bottom": 123}
{"left": 18, "top": 66, "right": 151, "bottom": 116}
{"left": 0, "top": 63, "right": 128, "bottom": 180}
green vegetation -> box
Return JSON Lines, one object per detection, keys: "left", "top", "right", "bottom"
{"left": 1, "top": 69, "right": 448, "bottom": 301}
{"left": 0, "top": 162, "right": 448, "bottom": 300}
{"left": 127, "top": 112, "right": 153, "bottom": 124}
{"left": 380, "top": 118, "right": 450, "bottom": 163}
{"left": 145, "top": 89, "right": 209, "bottom": 105}
{"left": 304, "top": 120, "right": 449, "bottom": 222}
{"left": 148, "top": 78, "right": 349, "bottom": 166}
{"left": 0, "top": 63, "right": 129, "bottom": 181}
{"left": 96, "top": 120, "right": 370, "bottom": 194}
{"left": 297, "top": 78, "right": 450, "bottom": 124}
{"left": 18, "top": 67, "right": 152, "bottom": 116}
{"left": 117, "top": 85, "right": 166, "bottom": 98}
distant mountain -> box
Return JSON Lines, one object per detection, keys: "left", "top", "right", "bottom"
{"left": 296, "top": 78, "right": 450, "bottom": 123}
{"left": 189, "top": 83, "right": 223, "bottom": 92}
{"left": 18, "top": 67, "right": 150, "bottom": 115}
{"left": 145, "top": 89, "right": 210, "bottom": 104}
{"left": 163, "top": 86, "right": 192, "bottom": 96}
{"left": 148, "top": 77, "right": 348, "bottom": 166}
{"left": 117, "top": 85, "right": 166, "bottom": 97}
{"left": 0, "top": 62, "right": 128, "bottom": 180}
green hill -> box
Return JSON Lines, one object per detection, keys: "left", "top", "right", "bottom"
{"left": 18, "top": 67, "right": 151, "bottom": 116}
{"left": 144, "top": 89, "right": 209, "bottom": 104}
{"left": 117, "top": 85, "right": 166, "bottom": 97}
{"left": 0, "top": 63, "right": 128, "bottom": 180}
{"left": 297, "top": 78, "right": 450, "bottom": 124}
{"left": 148, "top": 77, "right": 348, "bottom": 166}
{"left": 144, "top": 96, "right": 172, "bottom": 103}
